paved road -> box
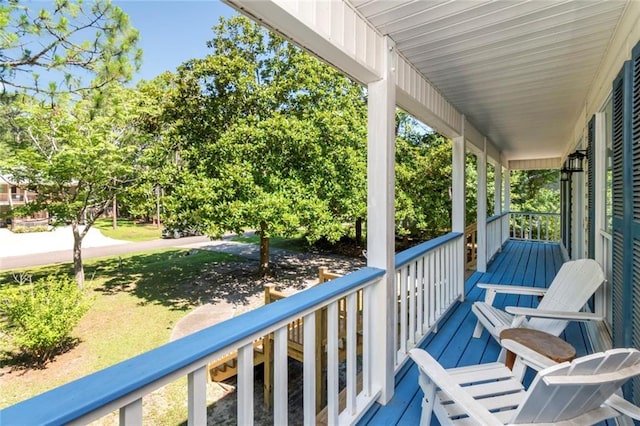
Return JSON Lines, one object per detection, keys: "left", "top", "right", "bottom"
{"left": 0, "top": 235, "right": 212, "bottom": 271}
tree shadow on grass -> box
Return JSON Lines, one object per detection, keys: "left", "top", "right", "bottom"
{"left": 94, "top": 247, "right": 365, "bottom": 312}
{"left": 93, "top": 249, "right": 262, "bottom": 311}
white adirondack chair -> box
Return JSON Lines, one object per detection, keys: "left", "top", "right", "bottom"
{"left": 409, "top": 343, "right": 640, "bottom": 425}
{"left": 472, "top": 258, "right": 604, "bottom": 341}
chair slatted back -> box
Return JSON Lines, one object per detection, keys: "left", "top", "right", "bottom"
{"left": 528, "top": 259, "right": 604, "bottom": 336}
{"left": 512, "top": 348, "right": 640, "bottom": 423}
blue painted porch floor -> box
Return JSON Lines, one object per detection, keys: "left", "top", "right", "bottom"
{"left": 360, "top": 240, "right": 603, "bottom": 425}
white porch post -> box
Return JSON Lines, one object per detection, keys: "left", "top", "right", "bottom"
{"left": 476, "top": 139, "right": 488, "bottom": 272}
{"left": 366, "top": 36, "right": 396, "bottom": 404}
{"left": 494, "top": 162, "right": 503, "bottom": 250}
{"left": 452, "top": 120, "right": 466, "bottom": 300}
{"left": 494, "top": 163, "right": 502, "bottom": 216}
{"left": 503, "top": 166, "right": 511, "bottom": 243}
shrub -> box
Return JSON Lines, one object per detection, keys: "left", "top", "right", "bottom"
{"left": 0, "top": 275, "right": 89, "bottom": 365}
{"left": 11, "top": 226, "right": 50, "bottom": 233}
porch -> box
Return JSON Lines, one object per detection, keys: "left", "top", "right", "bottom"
{"left": 361, "top": 239, "right": 598, "bottom": 425}
{"left": 3, "top": 218, "right": 609, "bottom": 425}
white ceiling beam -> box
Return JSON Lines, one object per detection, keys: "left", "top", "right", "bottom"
{"left": 223, "top": 0, "right": 382, "bottom": 85}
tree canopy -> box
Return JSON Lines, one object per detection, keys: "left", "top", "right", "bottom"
{"left": 0, "top": 86, "right": 153, "bottom": 287}
{"left": 0, "top": 0, "right": 141, "bottom": 96}
{"left": 159, "top": 16, "right": 367, "bottom": 274}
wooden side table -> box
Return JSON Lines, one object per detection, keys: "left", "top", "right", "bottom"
{"left": 499, "top": 328, "right": 576, "bottom": 370}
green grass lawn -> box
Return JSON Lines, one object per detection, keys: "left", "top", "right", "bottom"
{"left": 0, "top": 248, "right": 245, "bottom": 421}
{"left": 93, "top": 218, "right": 162, "bottom": 242}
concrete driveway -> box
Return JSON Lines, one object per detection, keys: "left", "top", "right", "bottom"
{"left": 0, "top": 226, "right": 129, "bottom": 258}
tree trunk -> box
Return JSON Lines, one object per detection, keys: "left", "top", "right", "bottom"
{"left": 355, "top": 218, "right": 363, "bottom": 246}
{"left": 72, "top": 222, "right": 85, "bottom": 289}
{"left": 259, "top": 222, "right": 270, "bottom": 276}
{"left": 402, "top": 219, "right": 409, "bottom": 247}
{"left": 112, "top": 196, "right": 117, "bottom": 229}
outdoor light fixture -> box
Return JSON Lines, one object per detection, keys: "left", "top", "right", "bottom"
{"left": 560, "top": 167, "right": 571, "bottom": 182}
{"left": 566, "top": 149, "right": 587, "bottom": 172}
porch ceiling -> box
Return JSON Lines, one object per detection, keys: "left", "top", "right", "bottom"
{"left": 351, "top": 0, "right": 627, "bottom": 159}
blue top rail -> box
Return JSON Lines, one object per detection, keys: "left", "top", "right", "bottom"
{"left": 395, "top": 232, "right": 463, "bottom": 269}
{"left": 509, "top": 211, "right": 560, "bottom": 216}
{"left": 0, "top": 267, "right": 385, "bottom": 425}
{"left": 486, "top": 211, "right": 508, "bottom": 224}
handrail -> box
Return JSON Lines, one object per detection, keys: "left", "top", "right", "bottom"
{"left": 2, "top": 231, "right": 469, "bottom": 425}
{"left": 394, "top": 231, "right": 464, "bottom": 369}
{"left": 1, "top": 267, "right": 384, "bottom": 425}
{"left": 395, "top": 232, "right": 462, "bottom": 268}
{"left": 509, "top": 211, "right": 560, "bottom": 242}
{"left": 487, "top": 211, "right": 508, "bottom": 224}
{"left": 510, "top": 210, "right": 560, "bottom": 216}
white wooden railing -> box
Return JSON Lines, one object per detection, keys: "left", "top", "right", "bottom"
{"left": 486, "top": 212, "right": 508, "bottom": 262}
{"left": 393, "top": 232, "right": 464, "bottom": 369}
{"left": 1, "top": 232, "right": 468, "bottom": 425}
{"left": 509, "top": 211, "right": 561, "bottom": 242}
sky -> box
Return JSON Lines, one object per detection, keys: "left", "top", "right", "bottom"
{"left": 114, "top": 1, "right": 237, "bottom": 82}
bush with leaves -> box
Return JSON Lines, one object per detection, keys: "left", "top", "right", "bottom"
{"left": 0, "top": 275, "right": 89, "bottom": 365}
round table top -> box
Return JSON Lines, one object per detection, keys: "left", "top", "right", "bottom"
{"left": 500, "top": 327, "right": 576, "bottom": 363}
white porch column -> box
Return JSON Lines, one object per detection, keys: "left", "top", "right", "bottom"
{"left": 366, "top": 36, "right": 396, "bottom": 405}
{"left": 494, "top": 164, "right": 503, "bottom": 251}
{"left": 452, "top": 134, "right": 465, "bottom": 233}
{"left": 476, "top": 139, "right": 488, "bottom": 272}
{"left": 503, "top": 166, "right": 511, "bottom": 243}
{"left": 494, "top": 163, "right": 502, "bottom": 216}
{"left": 452, "top": 121, "right": 466, "bottom": 300}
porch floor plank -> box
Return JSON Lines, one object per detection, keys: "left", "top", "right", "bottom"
{"left": 360, "top": 240, "right": 606, "bottom": 425}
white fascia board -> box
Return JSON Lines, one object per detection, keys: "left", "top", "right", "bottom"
{"left": 509, "top": 158, "right": 562, "bottom": 170}
{"left": 223, "top": 0, "right": 382, "bottom": 84}
{"left": 395, "top": 53, "right": 463, "bottom": 138}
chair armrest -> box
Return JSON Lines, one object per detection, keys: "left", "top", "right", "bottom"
{"left": 605, "top": 394, "right": 640, "bottom": 420}
{"left": 477, "top": 284, "right": 547, "bottom": 305}
{"left": 408, "top": 349, "right": 502, "bottom": 425}
{"left": 477, "top": 283, "right": 547, "bottom": 296}
{"left": 504, "top": 306, "right": 603, "bottom": 322}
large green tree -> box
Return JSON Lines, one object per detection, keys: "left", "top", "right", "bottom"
{"left": 395, "top": 112, "right": 453, "bottom": 242}
{"left": 161, "top": 16, "right": 367, "bottom": 274}
{"left": 0, "top": 0, "right": 141, "bottom": 95}
{"left": 0, "top": 86, "right": 152, "bottom": 287}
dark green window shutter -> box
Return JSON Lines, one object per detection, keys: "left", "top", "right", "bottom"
{"left": 611, "top": 60, "right": 630, "bottom": 350}
{"left": 612, "top": 40, "right": 640, "bottom": 403}
{"left": 630, "top": 40, "right": 640, "bottom": 405}
{"left": 587, "top": 116, "right": 595, "bottom": 259}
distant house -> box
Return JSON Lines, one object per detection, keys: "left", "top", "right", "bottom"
{"left": 0, "top": 177, "right": 47, "bottom": 227}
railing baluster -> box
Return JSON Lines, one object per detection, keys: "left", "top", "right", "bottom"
{"left": 408, "top": 261, "right": 416, "bottom": 347}
{"left": 436, "top": 249, "right": 442, "bottom": 316}
{"left": 417, "top": 257, "right": 424, "bottom": 336}
{"left": 119, "top": 398, "right": 142, "bottom": 425}
{"left": 346, "top": 292, "right": 357, "bottom": 414}
{"left": 363, "top": 285, "right": 371, "bottom": 397}
{"left": 187, "top": 366, "right": 207, "bottom": 426}
{"left": 303, "top": 313, "right": 316, "bottom": 426}
{"left": 399, "top": 266, "right": 408, "bottom": 353}
{"left": 327, "top": 302, "right": 339, "bottom": 425}
{"left": 237, "top": 343, "right": 254, "bottom": 426}
{"left": 428, "top": 252, "right": 435, "bottom": 327}
{"left": 274, "top": 327, "right": 288, "bottom": 426}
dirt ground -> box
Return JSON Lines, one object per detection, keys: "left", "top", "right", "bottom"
{"left": 193, "top": 248, "right": 366, "bottom": 425}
